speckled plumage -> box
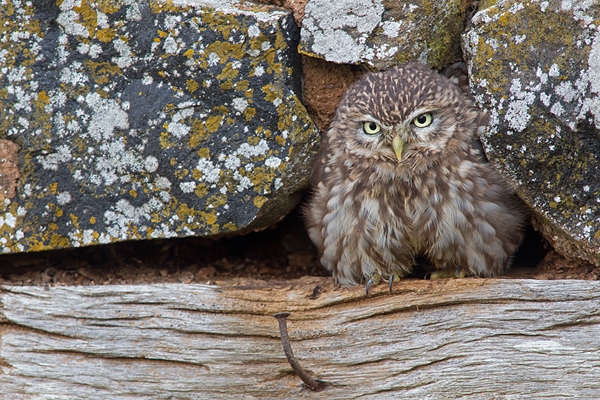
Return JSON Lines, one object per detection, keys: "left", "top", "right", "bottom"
{"left": 305, "top": 63, "right": 527, "bottom": 288}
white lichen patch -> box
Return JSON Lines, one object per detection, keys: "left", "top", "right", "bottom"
{"left": 196, "top": 158, "right": 222, "bottom": 184}
{"left": 103, "top": 198, "right": 164, "bottom": 240}
{"left": 232, "top": 97, "right": 249, "bottom": 113}
{"left": 167, "top": 121, "right": 191, "bottom": 138}
{"left": 301, "top": 0, "right": 385, "bottom": 64}
{"left": 264, "top": 156, "right": 282, "bottom": 169}
{"left": 37, "top": 145, "right": 73, "bottom": 171}
{"left": 504, "top": 78, "right": 535, "bottom": 132}
{"left": 180, "top": 181, "right": 196, "bottom": 193}
{"left": 56, "top": 192, "right": 72, "bottom": 205}
{"left": 88, "top": 138, "right": 148, "bottom": 186}
{"left": 85, "top": 93, "right": 130, "bottom": 141}
{"left": 235, "top": 139, "right": 270, "bottom": 159}
{"left": 57, "top": 2, "right": 89, "bottom": 38}
{"left": 0, "top": 212, "right": 17, "bottom": 229}
{"left": 145, "top": 156, "right": 159, "bottom": 173}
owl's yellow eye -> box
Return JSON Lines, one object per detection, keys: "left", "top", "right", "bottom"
{"left": 363, "top": 121, "right": 381, "bottom": 135}
{"left": 413, "top": 113, "right": 433, "bottom": 128}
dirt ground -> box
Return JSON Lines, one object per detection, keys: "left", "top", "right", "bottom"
{"left": 1, "top": 198, "right": 598, "bottom": 287}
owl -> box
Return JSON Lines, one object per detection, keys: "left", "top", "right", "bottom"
{"left": 305, "top": 62, "right": 527, "bottom": 294}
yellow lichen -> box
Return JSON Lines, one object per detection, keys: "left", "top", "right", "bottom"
{"left": 149, "top": 0, "right": 189, "bottom": 13}
{"left": 201, "top": 209, "right": 218, "bottom": 226}
{"left": 253, "top": 196, "right": 267, "bottom": 208}
{"left": 159, "top": 131, "right": 177, "bottom": 149}
{"left": 49, "top": 232, "right": 70, "bottom": 249}
{"left": 94, "top": 0, "right": 121, "bottom": 13}
{"left": 176, "top": 203, "right": 195, "bottom": 221}
{"left": 202, "top": 11, "right": 237, "bottom": 38}
{"left": 73, "top": 0, "right": 99, "bottom": 37}
{"left": 174, "top": 168, "right": 189, "bottom": 179}
{"left": 186, "top": 79, "right": 200, "bottom": 92}
{"left": 197, "top": 147, "right": 211, "bottom": 159}
{"left": 248, "top": 166, "right": 275, "bottom": 192}
{"left": 235, "top": 79, "right": 250, "bottom": 92}
{"left": 48, "top": 183, "right": 58, "bottom": 195}
{"left": 195, "top": 183, "right": 208, "bottom": 198}
{"left": 244, "top": 107, "right": 256, "bottom": 121}
{"left": 204, "top": 41, "right": 245, "bottom": 66}
{"left": 96, "top": 27, "right": 117, "bottom": 42}
{"left": 205, "top": 115, "right": 223, "bottom": 133}
{"left": 85, "top": 60, "right": 122, "bottom": 85}
{"left": 70, "top": 214, "right": 80, "bottom": 229}
{"left": 188, "top": 119, "right": 208, "bottom": 148}
{"left": 222, "top": 222, "right": 237, "bottom": 231}
{"left": 207, "top": 194, "right": 227, "bottom": 208}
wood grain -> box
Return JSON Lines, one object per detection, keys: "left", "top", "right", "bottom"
{"left": 2, "top": 277, "right": 600, "bottom": 398}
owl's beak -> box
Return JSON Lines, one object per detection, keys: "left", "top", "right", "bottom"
{"left": 392, "top": 136, "right": 405, "bottom": 161}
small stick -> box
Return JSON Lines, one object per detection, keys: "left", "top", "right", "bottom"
{"left": 273, "top": 312, "right": 326, "bottom": 391}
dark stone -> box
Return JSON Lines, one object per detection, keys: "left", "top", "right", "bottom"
{"left": 0, "top": 1, "right": 318, "bottom": 253}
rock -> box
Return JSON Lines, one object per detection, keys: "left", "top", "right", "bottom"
{"left": 0, "top": 0, "right": 319, "bottom": 253}
{"left": 299, "top": 0, "right": 469, "bottom": 70}
{"left": 463, "top": 0, "right": 600, "bottom": 266}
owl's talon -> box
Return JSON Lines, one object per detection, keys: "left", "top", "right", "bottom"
{"left": 388, "top": 274, "right": 400, "bottom": 292}
{"left": 365, "top": 279, "right": 374, "bottom": 296}
{"left": 365, "top": 273, "right": 381, "bottom": 296}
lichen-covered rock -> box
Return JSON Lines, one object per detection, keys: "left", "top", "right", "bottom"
{"left": 0, "top": 0, "right": 319, "bottom": 253}
{"left": 463, "top": 0, "right": 600, "bottom": 265}
{"left": 299, "top": 0, "right": 469, "bottom": 70}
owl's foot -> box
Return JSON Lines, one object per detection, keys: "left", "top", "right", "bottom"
{"left": 429, "top": 266, "right": 466, "bottom": 280}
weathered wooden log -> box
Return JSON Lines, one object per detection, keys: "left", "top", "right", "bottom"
{"left": 1, "top": 278, "right": 600, "bottom": 398}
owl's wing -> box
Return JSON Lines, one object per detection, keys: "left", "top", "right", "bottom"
{"left": 440, "top": 62, "right": 482, "bottom": 111}
{"left": 310, "top": 130, "right": 330, "bottom": 186}
{"left": 440, "top": 62, "right": 470, "bottom": 93}
{"left": 473, "top": 109, "right": 490, "bottom": 163}
{"left": 440, "top": 63, "right": 490, "bottom": 163}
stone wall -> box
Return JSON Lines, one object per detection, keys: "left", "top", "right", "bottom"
{"left": 1, "top": 0, "right": 599, "bottom": 267}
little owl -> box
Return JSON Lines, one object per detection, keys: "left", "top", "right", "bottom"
{"left": 305, "top": 63, "right": 527, "bottom": 294}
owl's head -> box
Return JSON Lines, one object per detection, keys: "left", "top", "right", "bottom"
{"left": 329, "top": 63, "right": 482, "bottom": 168}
